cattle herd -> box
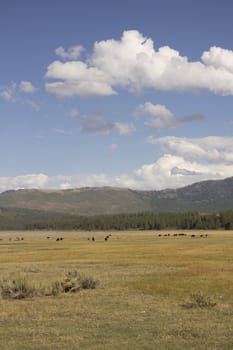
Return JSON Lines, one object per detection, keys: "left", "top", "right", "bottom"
{"left": 2, "top": 232, "right": 209, "bottom": 243}
{"left": 158, "top": 233, "right": 208, "bottom": 238}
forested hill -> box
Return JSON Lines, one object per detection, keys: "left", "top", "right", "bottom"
{"left": 0, "top": 176, "right": 232, "bottom": 216}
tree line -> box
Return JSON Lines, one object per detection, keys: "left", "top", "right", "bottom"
{"left": 1, "top": 210, "right": 232, "bottom": 231}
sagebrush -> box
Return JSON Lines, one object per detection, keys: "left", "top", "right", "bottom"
{"left": 0, "top": 271, "right": 98, "bottom": 299}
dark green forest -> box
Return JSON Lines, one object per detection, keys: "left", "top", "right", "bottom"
{"left": 0, "top": 208, "right": 233, "bottom": 231}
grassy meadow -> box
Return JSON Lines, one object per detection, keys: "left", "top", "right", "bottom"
{"left": 0, "top": 229, "right": 233, "bottom": 349}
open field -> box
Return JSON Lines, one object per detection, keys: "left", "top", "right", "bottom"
{"left": 0, "top": 230, "right": 233, "bottom": 349}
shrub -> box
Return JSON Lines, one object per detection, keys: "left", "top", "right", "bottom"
{"left": 50, "top": 281, "right": 62, "bottom": 296}
{"left": 0, "top": 275, "right": 38, "bottom": 300}
{"left": 79, "top": 276, "right": 97, "bottom": 290}
{"left": 0, "top": 271, "right": 98, "bottom": 299}
{"left": 182, "top": 291, "right": 217, "bottom": 309}
{"left": 60, "top": 270, "right": 98, "bottom": 293}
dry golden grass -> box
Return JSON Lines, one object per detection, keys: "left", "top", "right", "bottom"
{"left": 0, "top": 230, "right": 233, "bottom": 349}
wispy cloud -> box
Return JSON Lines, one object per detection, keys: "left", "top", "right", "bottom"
{"left": 0, "top": 81, "right": 39, "bottom": 111}
{"left": 72, "top": 110, "right": 115, "bottom": 135}
{"left": 54, "top": 128, "right": 72, "bottom": 135}
{"left": 135, "top": 102, "right": 205, "bottom": 130}
{"left": 0, "top": 82, "right": 17, "bottom": 102}
{"left": 71, "top": 109, "right": 135, "bottom": 136}
{"left": 55, "top": 45, "right": 84, "bottom": 60}
{"left": 147, "top": 136, "right": 233, "bottom": 163}
{"left": 109, "top": 143, "right": 118, "bottom": 151}
{"left": 19, "top": 81, "right": 37, "bottom": 93}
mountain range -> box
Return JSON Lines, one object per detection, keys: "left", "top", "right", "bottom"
{"left": 0, "top": 176, "right": 232, "bottom": 216}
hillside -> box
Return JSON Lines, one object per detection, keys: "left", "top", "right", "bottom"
{"left": 148, "top": 176, "right": 233, "bottom": 212}
{"left": 0, "top": 176, "right": 232, "bottom": 216}
{"left": 0, "top": 187, "right": 152, "bottom": 215}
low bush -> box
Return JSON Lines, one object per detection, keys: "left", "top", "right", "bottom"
{"left": 0, "top": 271, "right": 98, "bottom": 299}
{"left": 182, "top": 291, "right": 217, "bottom": 309}
{"left": 50, "top": 280, "right": 62, "bottom": 296}
{"left": 60, "top": 270, "right": 98, "bottom": 293}
{"left": 0, "top": 275, "right": 39, "bottom": 300}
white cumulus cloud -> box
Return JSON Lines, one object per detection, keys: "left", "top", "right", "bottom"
{"left": 45, "top": 60, "right": 116, "bottom": 97}
{"left": 202, "top": 46, "right": 233, "bottom": 73}
{"left": 48, "top": 151, "right": 233, "bottom": 190}
{"left": 45, "top": 30, "right": 233, "bottom": 97}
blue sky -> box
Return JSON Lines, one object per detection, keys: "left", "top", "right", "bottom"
{"left": 0, "top": 0, "right": 233, "bottom": 191}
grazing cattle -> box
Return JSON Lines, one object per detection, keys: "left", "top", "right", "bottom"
{"left": 56, "top": 238, "right": 60, "bottom": 241}
{"left": 158, "top": 234, "right": 162, "bottom": 237}
{"left": 92, "top": 237, "right": 95, "bottom": 241}
{"left": 191, "top": 235, "right": 196, "bottom": 238}
{"left": 105, "top": 237, "right": 108, "bottom": 241}
{"left": 87, "top": 237, "right": 90, "bottom": 241}
{"left": 46, "top": 236, "right": 50, "bottom": 239}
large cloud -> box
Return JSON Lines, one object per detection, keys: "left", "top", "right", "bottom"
{"left": 132, "top": 154, "right": 233, "bottom": 189}
{"left": 45, "top": 30, "right": 233, "bottom": 97}
{"left": 36, "top": 155, "right": 233, "bottom": 190}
